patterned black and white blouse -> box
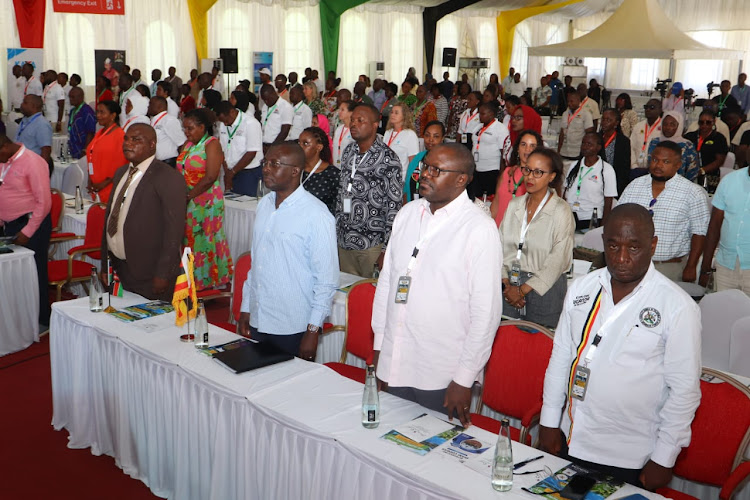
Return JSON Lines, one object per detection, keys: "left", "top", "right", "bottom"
{"left": 301, "top": 165, "right": 340, "bottom": 215}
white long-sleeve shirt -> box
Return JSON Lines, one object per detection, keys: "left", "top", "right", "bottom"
{"left": 372, "top": 191, "right": 503, "bottom": 390}
{"left": 540, "top": 264, "right": 701, "bottom": 469}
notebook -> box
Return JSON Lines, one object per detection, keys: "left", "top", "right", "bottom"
{"left": 212, "top": 340, "right": 294, "bottom": 373}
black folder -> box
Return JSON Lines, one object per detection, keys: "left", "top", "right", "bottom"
{"left": 212, "top": 341, "right": 294, "bottom": 373}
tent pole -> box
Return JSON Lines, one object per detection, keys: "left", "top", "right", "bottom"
{"left": 668, "top": 58, "right": 676, "bottom": 82}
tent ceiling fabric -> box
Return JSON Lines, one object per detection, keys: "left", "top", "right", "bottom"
{"left": 355, "top": 0, "right": 613, "bottom": 17}
{"left": 528, "top": 0, "right": 743, "bottom": 59}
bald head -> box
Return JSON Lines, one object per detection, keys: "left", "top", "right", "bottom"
{"left": 123, "top": 124, "right": 157, "bottom": 164}
{"left": 432, "top": 143, "right": 475, "bottom": 177}
{"left": 21, "top": 94, "right": 43, "bottom": 116}
{"left": 603, "top": 203, "right": 657, "bottom": 285}
{"left": 272, "top": 141, "right": 305, "bottom": 169}
{"left": 69, "top": 87, "right": 85, "bottom": 107}
{"left": 606, "top": 204, "right": 654, "bottom": 239}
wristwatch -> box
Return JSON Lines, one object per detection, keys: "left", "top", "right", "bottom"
{"left": 307, "top": 324, "right": 320, "bottom": 333}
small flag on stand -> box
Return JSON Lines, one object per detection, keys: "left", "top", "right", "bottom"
{"left": 104, "top": 256, "right": 117, "bottom": 312}
{"left": 173, "top": 247, "right": 198, "bottom": 327}
{"left": 112, "top": 270, "right": 123, "bottom": 297}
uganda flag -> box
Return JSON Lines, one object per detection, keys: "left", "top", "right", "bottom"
{"left": 173, "top": 247, "right": 198, "bottom": 326}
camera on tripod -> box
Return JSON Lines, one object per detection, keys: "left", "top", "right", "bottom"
{"left": 654, "top": 78, "right": 672, "bottom": 98}
{"left": 707, "top": 82, "right": 721, "bottom": 98}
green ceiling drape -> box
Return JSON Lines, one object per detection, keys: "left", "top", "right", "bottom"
{"left": 319, "top": 0, "right": 369, "bottom": 74}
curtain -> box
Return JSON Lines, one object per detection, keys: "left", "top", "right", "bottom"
{"left": 13, "top": 0, "right": 45, "bottom": 49}
{"left": 0, "top": 3, "right": 22, "bottom": 108}
{"left": 207, "top": 0, "right": 324, "bottom": 84}
{"left": 510, "top": 17, "right": 567, "bottom": 93}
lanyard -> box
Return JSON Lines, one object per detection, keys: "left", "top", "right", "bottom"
{"left": 120, "top": 87, "right": 133, "bottom": 107}
{"left": 87, "top": 124, "right": 117, "bottom": 162}
{"left": 152, "top": 112, "right": 168, "bottom": 128}
{"left": 386, "top": 129, "right": 401, "bottom": 147}
{"left": 516, "top": 190, "right": 550, "bottom": 260}
{"left": 576, "top": 163, "right": 595, "bottom": 196}
{"left": 603, "top": 132, "right": 616, "bottom": 149}
{"left": 697, "top": 135, "right": 707, "bottom": 152}
{"left": 263, "top": 104, "right": 278, "bottom": 127}
{"left": 346, "top": 150, "right": 371, "bottom": 193}
{"left": 642, "top": 118, "right": 661, "bottom": 151}
{"left": 508, "top": 167, "right": 523, "bottom": 197}
{"left": 567, "top": 105, "right": 583, "bottom": 126}
{"left": 406, "top": 205, "right": 453, "bottom": 275}
{"left": 475, "top": 122, "right": 493, "bottom": 149}
{"left": 17, "top": 113, "right": 42, "bottom": 138}
{"left": 123, "top": 116, "right": 139, "bottom": 130}
{"left": 187, "top": 134, "right": 209, "bottom": 156}
{"left": 337, "top": 126, "right": 350, "bottom": 159}
{"left": 379, "top": 98, "right": 391, "bottom": 113}
{"left": 24, "top": 77, "right": 34, "bottom": 95}
{"left": 301, "top": 159, "right": 322, "bottom": 187}
{"left": 280, "top": 89, "right": 288, "bottom": 97}
{"left": 0, "top": 146, "right": 26, "bottom": 184}
{"left": 97, "top": 90, "right": 106, "bottom": 101}
{"left": 583, "top": 284, "right": 644, "bottom": 366}
{"left": 718, "top": 94, "right": 730, "bottom": 110}
{"left": 43, "top": 81, "right": 57, "bottom": 101}
{"left": 293, "top": 102, "right": 304, "bottom": 113}
{"left": 226, "top": 111, "right": 243, "bottom": 145}
{"left": 464, "top": 109, "right": 478, "bottom": 128}
{"left": 67, "top": 104, "right": 84, "bottom": 133}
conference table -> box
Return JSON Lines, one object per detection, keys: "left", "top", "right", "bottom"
{"left": 223, "top": 197, "right": 259, "bottom": 264}
{"left": 49, "top": 293, "right": 662, "bottom": 500}
{"left": 0, "top": 246, "right": 39, "bottom": 356}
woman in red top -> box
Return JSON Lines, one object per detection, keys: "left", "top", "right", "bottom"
{"left": 95, "top": 76, "right": 114, "bottom": 106}
{"left": 86, "top": 100, "right": 127, "bottom": 203}
{"left": 180, "top": 84, "right": 196, "bottom": 115}
{"left": 491, "top": 130, "right": 543, "bottom": 226}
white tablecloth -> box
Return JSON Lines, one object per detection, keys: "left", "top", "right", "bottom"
{"left": 52, "top": 133, "right": 68, "bottom": 157}
{"left": 0, "top": 246, "right": 39, "bottom": 355}
{"left": 50, "top": 294, "right": 662, "bottom": 500}
{"left": 224, "top": 198, "right": 258, "bottom": 264}
{"left": 315, "top": 272, "right": 366, "bottom": 365}
{"left": 51, "top": 159, "right": 73, "bottom": 192}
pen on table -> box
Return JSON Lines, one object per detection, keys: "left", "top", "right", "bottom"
{"left": 514, "top": 455, "right": 544, "bottom": 470}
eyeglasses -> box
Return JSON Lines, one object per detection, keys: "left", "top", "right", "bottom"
{"left": 643, "top": 104, "right": 658, "bottom": 110}
{"left": 698, "top": 120, "right": 714, "bottom": 125}
{"left": 260, "top": 159, "right": 296, "bottom": 169}
{"left": 511, "top": 115, "right": 524, "bottom": 120}
{"left": 648, "top": 197, "right": 657, "bottom": 216}
{"left": 421, "top": 162, "right": 462, "bottom": 177}
{"left": 520, "top": 166, "right": 551, "bottom": 178}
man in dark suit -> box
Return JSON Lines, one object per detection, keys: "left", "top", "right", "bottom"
{"left": 100, "top": 123, "right": 186, "bottom": 301}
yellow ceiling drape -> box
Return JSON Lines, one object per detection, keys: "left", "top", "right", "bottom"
{"left": 187, "top": 0, "right": 219, "bottom": 61}
{"left": 496, "top": 0, "right": 583, "bottom": 78}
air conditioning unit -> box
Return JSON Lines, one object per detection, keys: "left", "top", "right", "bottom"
{"left": 564, "top": 56, "right": 585, "bottom": 66}
{"left": 458, "top": 58, "right": 489, "bottom": 69}
{"left": 369, "top": 61, "right": 385, "bottom": 81}
{"left": 575, "top": 57, "right": 585, "bottom": 66}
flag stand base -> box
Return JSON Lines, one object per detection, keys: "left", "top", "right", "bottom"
{"left": 180, "top": 334, "right": 195, "bottom": 342}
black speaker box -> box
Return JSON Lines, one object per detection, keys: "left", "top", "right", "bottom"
{"left": 442, "top": 48, "right": 457, "bottom": 68}
{"left": 220, "top": 48, "right": 238, "bottom": 74}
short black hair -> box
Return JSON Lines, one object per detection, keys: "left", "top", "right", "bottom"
{"left": 97, "top": 100, "right": 121, "bottom": 120}
{"left": 505, "top": 95, "right": 521, "bottom": 106}
{"left": 479, "top": 101, "right": 498, "bottom": 114}
{"left": 653, "top": 140, "right": 683, "bottom": 157}
{"left": 352, "top": 103, "right": 380, "bottom": 123}
{"left": 423, "top": 120, "right": 445, "bottom": 136}
{"left": 386, "top": 82, "right": 398, "bottom": 95}
{"left": 215, "top": 100, "right": 233, "bottom": 117}
{"left": 156, "top": 81, "right": 172, "bottom": 95}
{"left": 184, "top": 108, "right": 214, "bottom": 131}
{"left": 231, "top": 90, "right": 250, "bottom": 113}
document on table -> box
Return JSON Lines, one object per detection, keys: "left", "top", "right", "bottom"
{"left": 380, "top": 414, "right": 464, "bottom": 456}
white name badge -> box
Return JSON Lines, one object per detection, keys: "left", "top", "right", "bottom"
{"left": 571, "top": 365, "right": 591, "bottom": 401}
{"left": 395, "top": 275, "right": 411, "bottom": 303}
{"left": 343, "top": 196, "right": 352, "bottom": 214}
{"left": 88, "top": 162, "right": 94, "bottom": 175}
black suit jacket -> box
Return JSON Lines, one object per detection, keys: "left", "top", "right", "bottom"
{"left": 101, "top": 159, "right": 187, "bottom": 292}
{"left": 599, "top": 132, "right": 631, "bottom": 196}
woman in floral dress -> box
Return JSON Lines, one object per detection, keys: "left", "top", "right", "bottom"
{"left": 176, "top": 108, "right": 233, "bottom": 290}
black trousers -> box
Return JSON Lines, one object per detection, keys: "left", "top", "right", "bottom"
{"left": 4, "top": 213, "right": 52, "bottom": 325}
{"left": 163, "top": 157, "right": 177, "bottom": 168}
{"left": 249, "top": 326, "right": 305, "bottom": 356}
{"left": 559, "top": 430, "right": 644, "bottom": 487}
{"left": 468, "top": 169, "right": 499, "bottom": 199}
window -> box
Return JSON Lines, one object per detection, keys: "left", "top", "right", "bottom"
{"left": 390, "top": 17, "right": 414, "bottom": 85}
{"left": 285, "top": 11, "right": 310, "bottom": 76}
{"left": 339, "top": 12, "right": 368, "bottom": 90}
{"left": 436, "top": 17, "right": 459, "bottom": 81}
{"left": 56, "top": 16, "right": 95, "bottom": 86}
{"left": 144, "top": 21, "right": 176, "bottom": 78}
{"left": 476, "top": 21, "right": 499, "bottom": 78}
{"left": 219, "top": 8, "right": 252, "bottom": 77}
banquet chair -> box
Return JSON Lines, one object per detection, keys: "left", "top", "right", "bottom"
{"left": 580, "top": 226, "right": 604, "bottom": 252}
{"left": 699, "top": 289, "right": 750, "bottom": 371}
{"left": 656, "top": 368, "right": 750, "bottom": 500}
{"left": 720, "top": 152, "right": 736, "bottom": 179}
{"left": 60, "top": 162, "right": 85, "bottom": 196}
{"left": 48, "top": 188, "right": 81, "bottom": 259}
{"left": 470, "top": 320, "right": 554, "bottom": 445}
{"left": 324, "top": 279, "right": 377, "bottom": 383}
{"left": 47, "top": 203, "right": 107, "bottom": 302}
{"left": 208, "top": 251, "right": 251, "bottom": 334}
{"left": 729, "top": 316, "right": 750, "bottom": 378}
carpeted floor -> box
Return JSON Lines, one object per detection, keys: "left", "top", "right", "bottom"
{"left": 0, "top": 293, "right": 232, "bottom": 499}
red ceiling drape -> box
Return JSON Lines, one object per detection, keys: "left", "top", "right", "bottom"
{"left": 13, "top": 0, "right": 46, "bottom": 48}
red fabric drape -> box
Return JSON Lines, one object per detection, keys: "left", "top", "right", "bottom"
{"left": 13, "top": 0, "right": 46, "bottom": 49}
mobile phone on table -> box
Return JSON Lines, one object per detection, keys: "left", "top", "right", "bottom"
{"left": 559, "top": 474, "right": 597, "bottom": 500}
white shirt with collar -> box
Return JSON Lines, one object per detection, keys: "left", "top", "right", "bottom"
{"left": 288, "top": 101, "right": 313, "bottom": 141}
{"left": 580, "top": 96, "right": 601, "bottom": 120}
{"left": 457, "top": 107, "right": 481, "bottom": 135}
{"left": 167, "top": 97, "right": 179, "bottom": 118}
{"left": 218, "top": 110, "right": 263, "bottom": 171}
{"left": 43, "top": 82, "right": 65, "bottom": 123}
{"left": 619, "top": 173, "right": 710, "bottom": 261}
{"left": 260, "top": 98, "right": 294, "bottom": 144}
{"left": 563, "top": 157, "right": 618, "bottom": 220}
{"left": 372, "top": 191, "right": 503, "bottom": 390}
{"left": 24, "top": 76, "right": 43, "bottom": 97}
{"left": 507, "top": 80, "right": 525, "bottom": 97}
{"left": 383, "top": 128, "right": 420, "bottom": 178}
{"left": 63, "top": 84, "right": 72, "bottom": 118}
{"left": 106, "top": 155, "right": 156, "bottom": 260}
{"left": 12, "top": 76, "right": 26, "bottom": 109}
{"left": 151, "top": 111, "right": 186, "bottom": 161}
{"left": 541, "top": 264, "right": 701, "bottom": 469}
{"left": 211, "top": 75, "right": 225, "bottom": 98}
{"left": 472, "top": 119, "right": 509, "bottom": 172}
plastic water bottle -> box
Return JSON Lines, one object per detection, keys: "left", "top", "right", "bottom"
{"left": 589, "top": 208, "right": 599, "bottom": 229}
{"left": 362, "top": 365, "right": 380, "bottom": 428}
{"left": 88, "top": 267, "right": 104, "bottom": 312}
{"left": 492, "top": 418, "right": 513, "bottom": 491}
{"left": 194, "top": 300, "right": 209, "bottom": 349}
{"left": 74, "top": 186, "right": 84, "bottom": 214}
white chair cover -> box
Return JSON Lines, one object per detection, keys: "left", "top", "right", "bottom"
{"left": 60, "top": 162, "right": 85, "bottom": 196}
{"left": 699, "top": 289, "right": 750, "bottom": 371}
{"left": 720, "top": 152, "right": 736, "bottom": 179}
{"left": 729, "top": 315, "right": 750, "bottom": 378}
{"left": 581, "top": 226, "right": 604, "bottom": 252}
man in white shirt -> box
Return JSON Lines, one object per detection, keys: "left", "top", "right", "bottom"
{"left": 211, "top": 66, "right": 225, "bottom": 98}
{"left": 288, "top": 86, "right": 312, "bottom": 141}
{"left": 22, "top": 63, "right": 43, "bottom": 98}
{"left": 540, "top": 203, "right": 701, "bottom": 490}
{"left": 312, "top": 70, "right": 325, "bottom": 96}
{"left": 558, "top": 91, "right": 594, "bottom": 162}
{"left": 577, "top": 83, "right": 601, "bottom": 129}
{"left": 501, "top": 67, "right": 515, "bottom": 94}
{"left": 507, "top": 73, "right": 525, "bottom": 98}
{"left": 148, "top": 96, "right": 186, "bottom": 167}
{"left": 10, "top": 65, "right": 25, "bottom": 112}
{"left": 58, "top": 72, "right": 71, "bottom": 123}
{"left": 216, "top": 100, "right": 264, "bottom": 196}
{"left": 131, "top": 69, "right": 145, "bottom": 88}
{"left": 150, "top": 69, "right": 162, "bottom": 97}
{"left": 470, "top": 102, "right": 509, "bottom": 199}
{"left": 630, "top": 99, "right": 663, "bottom": 173}
{"left": 533, "top": 76, "right": 552, "bottom": 112}
{"left": 619, "top": 141, "right": 710, "bottom": 282}
{"left": 259, "top": 84, "right": 293, "bottom": 151}
{"left": 155, "top": 81, "right": 179, "bottom": 117}
{"left": 42, "top": 70, "right": 66, "bottom": 132}
{"left": 372, "top": 143, "right": 502, "bottom": 425}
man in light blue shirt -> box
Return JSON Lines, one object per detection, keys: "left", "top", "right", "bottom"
{"left": 16, "top": 94, "right": 52, "bottom": 168}
{"left": 730, "top": 73, "right": 749, "bottom": 116}
{"left": 239, "top": 141, "right": 339, "bottom": 359}
{"left": 701, "top": 167, "right": 750, "bottom": 296}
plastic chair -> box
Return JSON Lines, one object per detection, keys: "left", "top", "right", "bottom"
{"left": 60, "top": 162, "right": 85, "bottom": 196}
{"left": 209, "top": 251, "right": 251, "bottom": 334}
{"left": 580, "top": 226, "right": 604, "bottom": 252}
{"left": 699, "top": 290, "right": 750, "bottom": 371}
{"left": 324, "top": 279, "right": 378, "bottom": 383}
{"left": 471, "top": 319, "right": 554, "bottom": 445}
{"left": 47, "top": 203, "right": 107, "bottom": 301}
{"left": 48, "top": 188, "right": 81, "bottom": 259}
{"left": 656, "top": 368, "right": 750, "bottom": 500}
{"left": 729, "top": 316, "right": 750, "bottom": 378}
